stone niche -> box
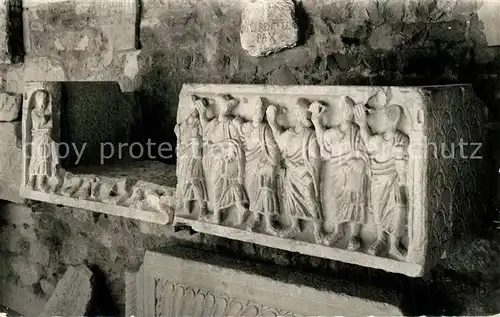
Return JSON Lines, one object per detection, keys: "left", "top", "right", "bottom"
{"left": 19, "top": 81, "right": 176, "bottom": 224}
{"left": 173, "top": 84, "right": 487, "bottom": 277}
{"left": 125, "top": 246, "right": 405, "bottom": 316}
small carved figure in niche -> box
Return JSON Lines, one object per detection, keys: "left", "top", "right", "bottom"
{"left": 194, "top": 94, "right": 249, "bottom": 227}
{"left": 310, "top": 97, "right": 369, "bottom": 251}
{"left": 175, "top": 102, "right": 208, "bottom": 217}
{"left": 266, "top": 98, "right": 322, "bottom": 243}
{"left": 27, "top": 89, "right": 60, "bottom": 192}
{"left": 241, "top": 97, "right": 281, "bottom": 235}
{"left": 354, "top": 91, "right": 409, "bottom": 258}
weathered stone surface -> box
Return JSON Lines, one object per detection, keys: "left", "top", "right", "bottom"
{"left": 23, "top": 0, "right": 138, "bottom": 52}
{"left": 0, "top": 92, "right": 22, "bottom": 122}
{"left": 0, "top": 122, "right": 23, "bottom": 203}
{"left": 126, "top": 247, "right": 404, "bottom": 317}
{"left": 39, "top": 279, "right": 56, "bottom": 296}
{"left": 174, "top": 84, "right": 486, "bottom": 277}
{"left": 39, "top": 265, "right": 93, "bottom": 317}
{"left": 20, "top": 81, "right": 176, "bottom": 224}
{"left": 0, "top": 0, "right": 10, "bottom": 64}
{"left": 11, "top": 256, "right": 41, "bottom": 286}
{"left": 240, "top": 0, "right": 299, "bottom": 57}
{"left": 0, "top": 283, "right": 46, "bottom": 316}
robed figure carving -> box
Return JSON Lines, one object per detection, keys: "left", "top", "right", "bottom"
{"left": 310, "top": 97, "right": 369, "bottom": 251}
{"left": 27, "top": 89, "right": 60, "bottom": 192}
{"left": 266, "top": 99, "right": 322, "bottom": 243}
{"left": 194, "top": 94, "right": 249, "bottom": 227}
{"left": 354, "top": 90, "right": 409, "bottom": 258}
{"left": 175, "top": 102, "right": 208, "bottom": 216}
{"left": 241, "top": 98, "right": 280, "bottom": 235}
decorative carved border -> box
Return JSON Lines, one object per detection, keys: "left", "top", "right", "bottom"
{"left": 19, "top": 81, "right": 175, "bottom": 224}
{"left": 125, "top": 248, "right": 404, "bottom": 316}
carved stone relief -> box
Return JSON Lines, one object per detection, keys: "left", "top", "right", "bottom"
{"left": 20, "top": 81, "right": 175, "bottom": 224}
{"left": 125, "top": 248, "right": 404, "bottom": 317}
{"left": 173, "top": 84, "right": 486, "bottom": 277}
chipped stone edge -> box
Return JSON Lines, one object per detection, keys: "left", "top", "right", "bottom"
{"left": 174, "top": 217, "right": 424, "bottom": 277}
{"left": 20, "top": 187, "right": 171, "bottom": 224}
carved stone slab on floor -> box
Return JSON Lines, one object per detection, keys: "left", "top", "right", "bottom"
{"left": 125, "top": 247, "right": 404, "bottom": 317}
{"left": 19, "top": 81, "right": 175, "bottom": 224}
{"left": 173, "top": 84, "right": 487, "bottom": 277}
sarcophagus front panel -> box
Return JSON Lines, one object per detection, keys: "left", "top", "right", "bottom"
{"left": 173, "top": 84, "right": 486, "bottom": 277}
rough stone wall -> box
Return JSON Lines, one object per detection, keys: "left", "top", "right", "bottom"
{"left": 1, "top": 0, "right": 500, "bottom": 316}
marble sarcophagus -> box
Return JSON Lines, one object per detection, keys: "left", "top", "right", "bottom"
{"left": 173, "top": 84, "right": 487, "bottom": 277}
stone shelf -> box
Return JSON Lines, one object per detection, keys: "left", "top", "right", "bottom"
{"left": 20, "top": 81, "right": 176, "bottom": 225}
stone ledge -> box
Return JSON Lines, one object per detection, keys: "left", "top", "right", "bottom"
{"left": 174, "top": 218, "right": 424, "bottom": 277}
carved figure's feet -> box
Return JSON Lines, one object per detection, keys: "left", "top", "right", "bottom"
{"left": 262, "top": 217, "right": 279, "bottom": 236}
{"left": 390, "top": 242, "right": 408, "bottom": 259}
{"left": 199, "top": 202, "right": 208, "bottom": 215}
{"left": 323, "top": 231, "right": 343, "bottom": 246}
{"left": 198, "top": 212, "right": 212, "bottom": 222}
{"left": 279, "top": 227, "right": 298, "bottom": 239}
{"left": 323, "top": 221, "right": 336, "bottom": 234}
{"left": 347, "top": 235, "right": 362, "bottom": 251}
{"left": 38, "top": 181, "right": 51, "bottom": 193}
{"left": 368, "top": 238, "right": 387, "bottom": 256}
{"left": 312, "top": 228, "right": 322, "bottom": 244}
{"left": 211, "top": 210, "right": 221, "bottom": 224}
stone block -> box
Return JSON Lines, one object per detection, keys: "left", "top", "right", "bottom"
{"left": 19, "top": 81, "right": 176, "bottom": 224}
{"left": 39, "top": 265, "right": 93, "bottom": 317}
{"left": 173, "top": 84, "right": 487, "bottom": 277}
{"left": 125, "top": 247, "right": 404, "bottom": 316}
{"left": 23, "top": 0, "right": 138, "bottom": 53}
{"left": 240, "top": 0, "right": 299, "bottom": 57}
{"left": 0, "top": 122, "right": 23, "bottom": 203}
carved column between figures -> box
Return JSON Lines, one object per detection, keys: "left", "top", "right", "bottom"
{"left": 172, "top": 84, "right": 487, "bottom": 277}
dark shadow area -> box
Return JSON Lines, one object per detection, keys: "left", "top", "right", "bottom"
{"left": 8, "top": 0, "right": 24, "bottom": 64}
{"left": 60, "top": 82, "right": 142, "bottom": 168}
{"left": 294, "top": 0, "right": 313, "bottom": 46}
{"left": 135, "top": 0, "right": 142, "bottom": 50}
{"left": 86, "top": 265, "right": 120, "bottom": 317}
{"left": 136, "top": 58, "right": 179, "bottom": 166}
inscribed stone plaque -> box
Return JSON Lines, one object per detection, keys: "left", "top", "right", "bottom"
{"left": 125, "top": 247, "right": 404, "bottom": 317}
{"left": 173, "top": 84, "right": 487, "bottom": 277}
{"left": 240, "top": 0, "right": 299, "bottom": 57}
{"left": 19, "top": 81, "right": 175, "bottom": 224}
